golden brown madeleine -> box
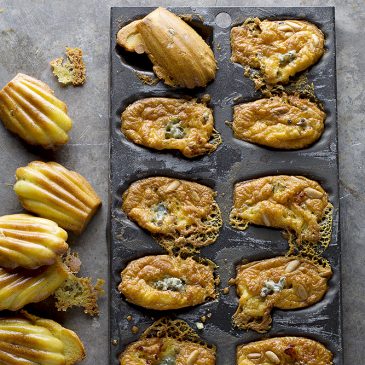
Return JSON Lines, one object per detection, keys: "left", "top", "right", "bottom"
{"left": 122, "top": 177, "right": 222, "bottom": 251}
{"left": 120, "top": 318, "right": 215, "bottom": 365}
{"left": 230, "top": 176, "right": 330, "bottom": 243}
{"left": 0, "top": 73, "right": 72, "bottom": 148}
{"left": 231, "top": 18, "right": 325, "bottom": 84}
{"left": 14, "top": 161, "right": 102, "bottom": 235}
{"left": 0, "top": 259, "right": 68, "bottom": 311}
{"left": 119, "top": 255, "right": 216, "bottom": 310}
{"left": 232, "top": 256, "right": 332, "bottom": 332}
{"left": 120, "top": 337, "right": 216, "bottom": 365}
{"left": 117, "top": 7, "right": 217, "bottom": 88}
{"left": 237, "top": 337, "right": 333, "bottom": 365}
{"left": 0, "top": 311, "right": 85, "bottom": 364}
{"left": 122, "top": 97, "right": 221, "bottom": 158}
{"left": 233, "top": 95, "right": 325, "bottom": 149}
{"left": 0, "top": 213, "right": 68, "bottom": 269}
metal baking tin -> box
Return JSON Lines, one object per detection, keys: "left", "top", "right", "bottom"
{"left": 109, "top": 7, "right": 341, "bottom": 365}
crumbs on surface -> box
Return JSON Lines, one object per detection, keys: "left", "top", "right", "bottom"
{"left": 131, "top": 325, "right": 139, "bottom": 334}
{"left": 50, "top": 47, "right": 86, "bottom": 86}
{"left": 134, "top": 72, "right": 159, "bottom": 85}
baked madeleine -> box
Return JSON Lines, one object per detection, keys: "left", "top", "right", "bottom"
{"left": 117, "top": 7, "right": 217, "bottom": 88}
{"left": 120, "top": 318, "right": 216, "bottom": 365}
{"left": 0, "top": 311, "right": 85, "bottom": 364}
{"left": 119, "top": 255, "right": 216, "bottom": 310}
{"left": 0, "top": 213, "right": 68, "bottom": 269}
{"left": 122, "top": 177, "right": 222, "bottom": 251}
{"left": 231, "top": 18, "right": 325, "bottom": 84}
{"left": 237, "top": 337, "right": 333, "bottom": 365}
{"left": 0, "top": 259, "right": 68, "bottom": 311}
{"left": 230, "top": 175, "right": 331, "bottom": 244}
{"left": 232, "top": 256, "right": 331, "bottom": 332}
{"left": 233, "top": 95, "right": 325, "bottom": 149}
{"left": 14, "top": 161, "right": 102, "bottom": 235}
{"left": 121, "top": 97, "right": 220, "bottom": 157}
{"left": 0, "top": 73, "right": 72, "bottom": 148}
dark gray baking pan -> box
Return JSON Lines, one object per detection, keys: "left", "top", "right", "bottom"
{"left": 109, "top": 6, "right": 341, "bottom": 365}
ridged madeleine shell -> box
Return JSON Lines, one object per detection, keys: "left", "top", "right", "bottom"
{"left": 0, "top": 73, "right": 72, "bottom": 148}
{"left": 117, "top": 7, "right": 217, "bottom": 88}
{"left": 0, "top": 213, "right": 68, "bottom": 269}
{"left": 14, "top": 161, "right": 102, "bottom": 235}
{"left": 0, "top": 311, "right": 85, "bottom": 364}
{"left": 0, "top": 259, "right": 69, "bottom": 311}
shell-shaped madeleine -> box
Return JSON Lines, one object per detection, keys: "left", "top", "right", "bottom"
{"left": 0, "top": 311, "right": 85, "bottom": 364}
{"left": 0, "top": 73, "right": 72, "bottom": 148}
{"left": 233, "top": 95, "right": 325, "bottom": 149}
{"left": 231, "top": 18, "right": 325, "bottom": 84}
{"left": 0, "top": 259, "right": 69, "bottom": 311}
{"left": 232, "top": 256, "right": 332, "bottom": 332}
{"left": 122, "top": 97, "right": 221, "bottom": 157}
{"left": 117, "top": 7, "right": 217, "bottom": 88}
{"left": 0, "top": 214, "right": 68, "bottom": 269}
{"left": 119, "top": 255, "right": 216, "bottom": 310}
{"left": 237, "top": 337, "right": 333, "bottom": 365}
{"left": 14, "top": 161, "right": 102, "bottom": 235}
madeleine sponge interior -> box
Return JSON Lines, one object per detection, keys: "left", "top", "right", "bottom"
{"left": 14, "top": 161, "right": 102, "bottom": 234}
{"left": 0, "top": 73, "right": 72, "bottom": 148}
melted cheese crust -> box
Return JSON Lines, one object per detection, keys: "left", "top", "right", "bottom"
{"left": 122, "top": 98, "right": 218, "bottom": 157}
{"left": 122, "top": 177, "right": 221, "bottom": 248}
{"left": 231, "top": 18, "right": 325, "bottom": 84}
{"left": 119, "top": 255, "right": 215, "bottom": 310}
{"left": 120, "top": 337, "right": 215, "bottom": 365}
{"left": 230, "top": 176, "right": 329, "bottom": 243}
{"left": 233, "top": 95, "right": 325, "bottom": 149}
{"left": 233, "top": 256, "right": 332, "bottom": 332}
{"left": 237, "top": 337, "right": 333, "bottom": 365}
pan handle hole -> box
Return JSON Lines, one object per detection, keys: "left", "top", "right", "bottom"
{"left": 215, "top": 12, "right": 232, "bottom": 28}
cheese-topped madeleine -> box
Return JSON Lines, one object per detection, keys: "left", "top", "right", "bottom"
{"left": 119, "top": 255, "right": 216, "bottom": 310}
{"left": 232, "top": 256, "right": 331, "bottom": 332}
{"left": 122, "top": 177, "right": 222, "bottom": 251}
{"left": 0, "top": 259, "right": 68, "bottom": 311}
{"left": 233, "top": 95, "right": 325, "bottom": 149}
{"left": 237, "top": 337, "right": 333, "bottom": 365}
{"left": 14, "top": 161, "right": 102, "bottom": 235}
{"left": 231, "top": 18, "right": 325, "bottom": 84}
{"left": 122, "top": 97, "right": 220, "bottom": 158}
{"left": 120, "top": 337, "right": 216, "bottom": 365}
{"left": 0, "top": 214, "right": 68, "bottom": 269}
{"left": 230, "top": 176, "right": 331, "bottom": 243}
{"left": 117, "top": 7, "right": 217, "bottom": 88}
{"left": 0, "top": 73, "right": 72, "bottom": 148}
{"left": 0, "top": 311, "right": 85, "bottom": 365}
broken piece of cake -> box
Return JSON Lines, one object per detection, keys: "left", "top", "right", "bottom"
{"left": 122, "top": 97, "right": 221, "bottom": 157}
{"left": 232, "top": 256, "right": 332, "bottom": 332}
{"left": 117, "top": 7, "right": 217, "bottom": 88}
{"left": 50, "top": 47, "right": 86, "bottom": 86}
{"left": 14, "top": 161, "right": 102, "bottom": 235}
{"left": 231, "top": 18, "right": 325, "bottom": 84}
{"left": 0, "top": 73, "right": 72, "bottom": 148}
{"left": 119, "top": 255, "right": 216, "bottom": 310}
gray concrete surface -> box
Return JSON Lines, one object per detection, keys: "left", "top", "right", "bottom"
{"left": 0, "top": 0, "right": 363, "bottom": 363}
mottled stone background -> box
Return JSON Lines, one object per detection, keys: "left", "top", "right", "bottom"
{"left": 0, "top": 0, "right": 363, "bottom": 363}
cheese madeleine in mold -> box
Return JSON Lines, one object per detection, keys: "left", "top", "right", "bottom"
{"left": 231, "top": 18, "right": 325, "bottom": 84}
{"left": 122, "top": 97, "right": 220, "bottom": 157}
{"left": 232, "top": 256, "right": 332, "bottom": 332}
{"left": 119, "top": 255, "right": 216, "bottom": 310}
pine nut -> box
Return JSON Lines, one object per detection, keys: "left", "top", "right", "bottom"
{"left": 295, "top": 284, "right": 308, "bottom": 300}
{"left": 265, "top": 350, "right": 280, "bottom": 364}
{"left": 303, "top": 187, "right": 323, "bottom": 199}
{"left": 187, "top": 350, "right": 200, "bottom": 365}
{"left": 247, "top": 352, "right": 262, "bottom": 359}
{"left": 285, "top": 259, "right": 301, "bottom": 273}
{"left": 165, "top": 180, "right": 181, "bottom": 192}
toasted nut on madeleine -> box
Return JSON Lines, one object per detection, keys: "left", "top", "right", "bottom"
{"left": 14, "top": 161, "right": 102, "bottom": 235}
{"left": 117, "top": 7, "right": 217, "bottom": 88}
{"left": 0, "top": 259, "right": 68, "bottom": 311}
{"left": 0, "top": 213, "right": 68, "bottom": 269}
{"left": 237, "top": 337, "right": 333, "bottom": 365}
{"left": 0, "top": 73, "right": 72, "bottom": 148}
{"left": 0, "top": 310, "right": 85, "bottom": 364}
